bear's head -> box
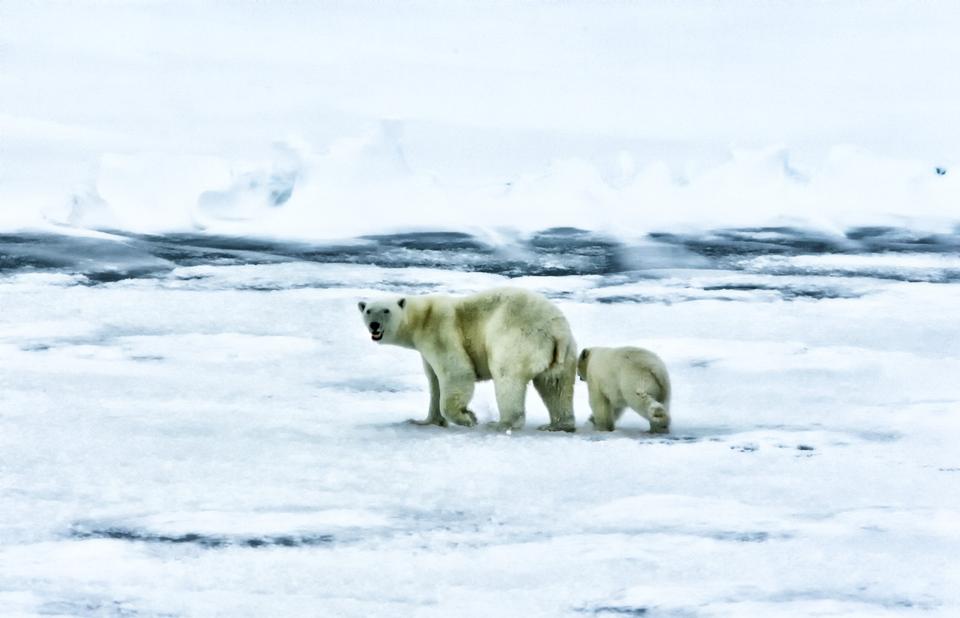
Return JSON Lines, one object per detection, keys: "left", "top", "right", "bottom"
{"left": 577, "top": 348, "right": 591, "bottom": 382}
{"left": 358, "top": 297, "right": 406, "bottom": 344}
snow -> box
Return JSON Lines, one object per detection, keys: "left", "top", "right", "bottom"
{"left": 2, "top": 1, "right": 959, "bottom": 615}
{"left": 2, "top": 2, "right": 959, "bottom": 238}
{"left": 2, "top": 256, "right": 959, "bottom": 616}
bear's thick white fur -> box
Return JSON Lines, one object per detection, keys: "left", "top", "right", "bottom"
{"left": 359, "top": 287, "right": 577, "bottom": 431}
{"left": 577, "top": 346, "right": 671, "bottom": 433}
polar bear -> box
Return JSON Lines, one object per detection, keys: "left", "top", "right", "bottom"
{"left": 577, "top": 346, "right": 671, "bottom": 433}
{"left": 358, "top": 287, "right": 577, "bottom": 432}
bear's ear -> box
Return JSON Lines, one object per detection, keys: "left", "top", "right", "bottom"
{"left": 358, "top": 301, "right": 367, "bottom": 313}
{"left": 397, "top": 298, "right": 406, "bottom": 309}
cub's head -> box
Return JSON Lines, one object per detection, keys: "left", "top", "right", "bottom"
{"left": 358, "top": 297, "right": 406, "bottom": 344}
{"left": 577, "top": 348, "right": 591, "bottom": 381}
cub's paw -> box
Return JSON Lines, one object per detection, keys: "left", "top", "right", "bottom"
{"left": 537, "top": 422, "right": 576, "bottom": 433}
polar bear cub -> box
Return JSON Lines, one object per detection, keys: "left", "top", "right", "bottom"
{"left": 358, "top": 287, "right": 577, "bottom": 432}
{"left": 577, "top": 346, "right": 671, "bottom": 433}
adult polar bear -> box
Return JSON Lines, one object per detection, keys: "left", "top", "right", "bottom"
{"left": 358, "top": 287, "right": 577, "bottom": 431}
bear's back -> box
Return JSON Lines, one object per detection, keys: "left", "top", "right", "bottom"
{"left": 455, "top": 288, "right": 553, "bottom": 326}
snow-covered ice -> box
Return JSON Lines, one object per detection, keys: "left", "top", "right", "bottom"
{"left": 1, "top": 236, "right": 959, "bottom": 616}
{"left": 3, "top": 1, "right": 960, "bottom": 615}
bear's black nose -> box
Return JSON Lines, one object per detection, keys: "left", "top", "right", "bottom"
{"left": 370, "top": 321, "right": 381, "bottom": 331}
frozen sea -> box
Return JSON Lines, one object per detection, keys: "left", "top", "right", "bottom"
{"left": 1, "top": 227, "right": 959, "bottom": 617}
{"left": 4, "top": 0, "right": 960, "bottom": 614}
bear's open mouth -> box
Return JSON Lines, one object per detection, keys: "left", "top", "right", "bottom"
{"left": 371, "top": 331, "right": 383, "bottom": 341}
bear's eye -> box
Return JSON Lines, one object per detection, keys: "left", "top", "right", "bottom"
{"left": 384, "top": 309, "right": 390, "bottom": 314}
{"left": 366, "top": 309, "right": 371, "bottom": 315}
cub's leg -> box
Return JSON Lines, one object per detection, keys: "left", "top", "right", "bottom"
{"left": 409, "top": 358, "right": 448, "bottom": 427}
{"left": 588, "top": 386, "right": 616, "bottom": 432}
{"left": 627, "top": 390, "right": 670, "bottom": 434}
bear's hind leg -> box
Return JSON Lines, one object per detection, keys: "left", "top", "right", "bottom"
{"left": 488, "top": 377, "right": 527, "bottom": 431}
{"left": 534, "top": 372, "right": 576, "bottom": 432}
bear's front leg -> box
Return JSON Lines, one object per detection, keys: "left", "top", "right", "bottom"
{"left": 439, "top": 372, "right": 478, "bottom": 427}
{"left": 409, "top": 358, "right": 448, "bottom": 427}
